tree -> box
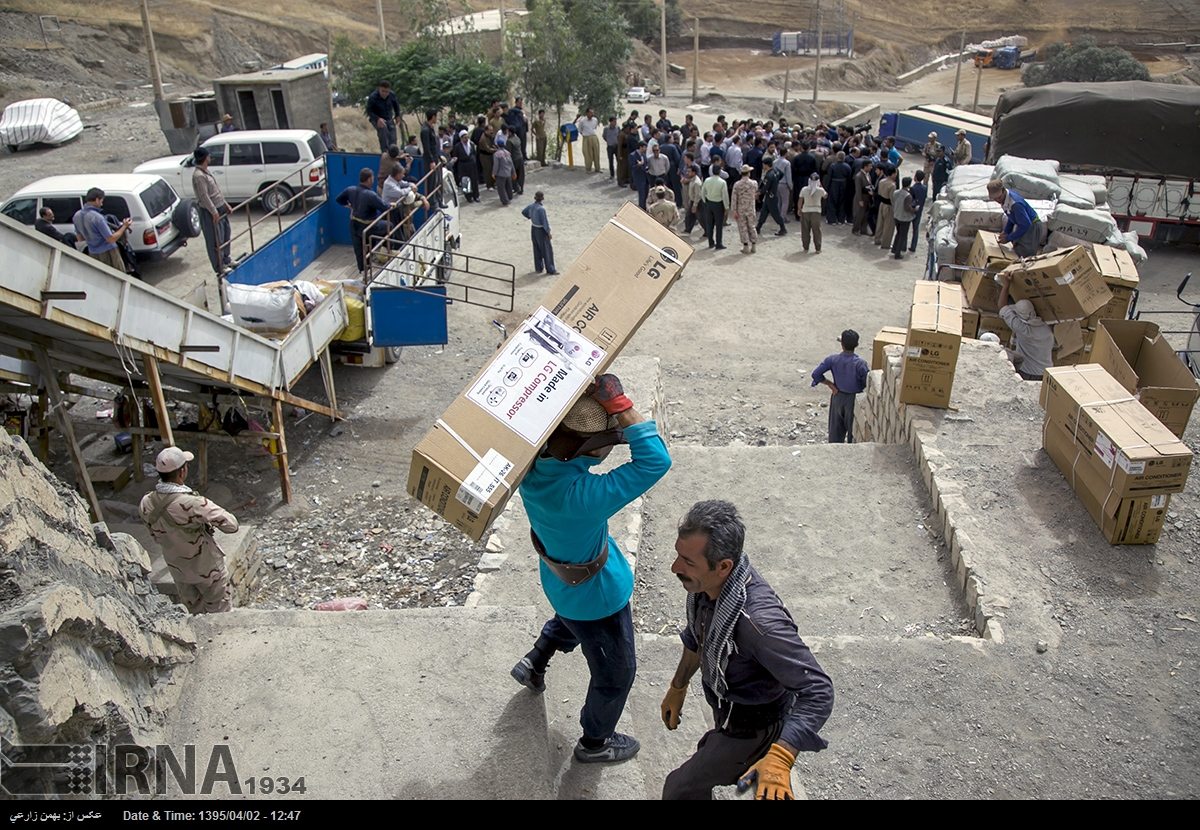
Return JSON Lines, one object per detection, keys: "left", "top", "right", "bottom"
{"left": 623, "top": 0, "right": 683, "bottom": 44}
{"left": 506, "top": 0, "right": 633, "bottom": 154}
{"left": 422, "top": 57, "right": 510, "bottom": 117}
{"left": 1023, "top": 37, "right": 1151, "bottom": 87}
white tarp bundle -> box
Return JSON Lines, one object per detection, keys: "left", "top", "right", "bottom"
{"left": 0, "top": 98, "right": 83, "bottom": 149}
{"left": 225, "top": 283, "right": 299, "bottom": 334}
{"left": 1047, "top": 203, "right": 1120, "bottom": 244}
{"left": 994, "top": 155, "right": 1059, "bottom": 181}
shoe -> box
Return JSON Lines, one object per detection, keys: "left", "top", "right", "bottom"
{"left": 803, "top": 247, "right": 809, "bottom": 253}
{"left": 708, "top": 242, "right": 715, "bottom": 249}
{"left": 715, "top": 244, "right": 727, "bottom": 250}
{"left": 511, "top": 657, "right": 546, "bottom": 694}
{"left": 741, "top": 244, "right": 750, "bottom": 254}
{"left": 546, "top": 269, "right": 559, "bottom": 275}
{"left": 894, "top": 253, "right": 903, "bottom": 259}
{"left": 573, "top": 733, "right": 640, "bottom": 764}
{"left": 750, "top": 243, "right": 756, "bottom": 253}
{"left": 775, "top": 230, "right": 787, "bottom": 236}
{"left": 814, "top": 249, "right": 822, "bottom": 254}
{"left": 535, "top": 268, "right": 544, "bottom": 274}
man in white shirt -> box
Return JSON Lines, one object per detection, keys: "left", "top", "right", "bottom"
{"left": 575, "top": 108, "right": 601, "bottom": 173}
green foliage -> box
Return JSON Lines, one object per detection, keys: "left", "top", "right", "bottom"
{"left": 1023, "top": 37, "right": 1151, "bottom": 87}
{"left": 422, "top": 58, "right": 510, "bottom": 117}
{"left": 623, "top": 0, "right": 684, "bottom": 43}
{"left": 505, "top": 0, "right": 632, "bottom": 123}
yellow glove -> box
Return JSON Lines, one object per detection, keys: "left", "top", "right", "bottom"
{"left": 737, "top": 743, "right": 795, "bottom": 800}
{"left": 660, "top": 682, "right": 688, "bottom": 730}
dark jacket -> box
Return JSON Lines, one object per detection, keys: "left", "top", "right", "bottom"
{"left": 366, "top": 89, "right": 400, "bottom": 123}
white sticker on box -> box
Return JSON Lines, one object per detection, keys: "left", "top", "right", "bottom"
{"left": 1056, "top": 270, "right": 1075, "bottom": 285}
{"left": 1116, "top": 452, "right": 1145, "bottom": 476}
{"left": 1093, "top": 432, "right": 1116, "bottom": 470}
{"left": 465, "top": 306, "right": 607, "bottom": 446}
{"left": 1151, "top": 494, "right": 1167, "bottom": 509}
{"left": 455, "top": 449, "right": 514, "bottom": 514}
{"left": 906, "top": 346, "right": 922, "bottom": 358}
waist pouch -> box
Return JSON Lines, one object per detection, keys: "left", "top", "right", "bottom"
{"left": 531, "top": 528, "right": 608, "bottom": 587}
{"left": 879, "top": 197, "right": 892, "bottom": 205}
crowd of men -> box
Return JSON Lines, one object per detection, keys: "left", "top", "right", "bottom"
{"left": 603, "top": 110, "right": 970, "bottom": 259}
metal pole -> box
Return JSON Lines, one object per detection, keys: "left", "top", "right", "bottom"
{"left": 138, "top": 0, "right": 164, "bottom": 102}
{"left": 812, "top": 2, "right": 822, "bottom": 104}
{"left": 499, "top": 0, "right": 505, "bottom": 46}
{"left": 660, "top": 1, "right": 668, "bottom": 100}
{"left": 972, "top": 58, "right": 983, "bottom": 114}
{"left": 376, "top": 0, "right": 387, "bottom": 48}
{"left": 952, "top": 29, "right": 965, "bottom": 106}
{"left": 692, "top": 17, "right": 699, "bottom": 103}
{"left": 782, "top": 52, "right": 791, "bottom": 109}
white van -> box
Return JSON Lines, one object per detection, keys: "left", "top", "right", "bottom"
{"left": 0, "top": 173, "right": 199, "bottom": 260}
{"left": 135, "top": 129, "right": 327, "bottom": 216}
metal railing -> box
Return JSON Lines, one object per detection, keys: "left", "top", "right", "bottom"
{"left": 381, "top": 240, "right": 516, "bottom": 312}
{"left": 361, "top": 162, "right": 446, "bottom": 286}
{"left": 225, "top": 156, "right": 329, "bottom": 257}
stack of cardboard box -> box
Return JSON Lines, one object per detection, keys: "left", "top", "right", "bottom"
{"left": 405, "top": 203, "right": 693, "bottom": 540}
{"left": 1041, "top": 364, "right": 1192, "bottom": 545}
{"left": 899, "top": 282, "right": 963, "bottom": 408}
{"left": 1053, "top": 246, "right": 1141, "bottom": 366}
{"left": 960, "top": 232, "right": 1020, "bottom": 347}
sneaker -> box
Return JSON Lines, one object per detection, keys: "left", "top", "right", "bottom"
{"left": 510, "top": 657, "right": 545, "bottom": 694}
{"left": 573, "top": 733, "right": 640, "bottom": 764}
{"left": 775, "top": 229, "right": 788, "bottom": 236}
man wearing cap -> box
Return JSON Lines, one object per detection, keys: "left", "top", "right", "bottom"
{"left": 996, "top": 272, "right": 1054, "bottom": 380}
{"left": 511, "top": 375, "right": 672, "bottom": 764}
{"left": 730, "top": 165, "right": 759, "bottom": 254}
{"left": 649, "top": 185, "right": 680, "bottom": 231}
{"left": 811, "top": 330, "right": 869, "bottom": 443}
{"left": 661, "top": 500, "right": 833, "bottom": 799}
{"left": 922, "top": 131, "right": 941, "bottom": 181}
{"left": 954, "top": 129, "right": 972, "bottom": 167}
{"left": 988, "top": 178, "right": 1045, "bottom": 258}
{"left": 140, "top": 447, "right": 239, "bottom": 614}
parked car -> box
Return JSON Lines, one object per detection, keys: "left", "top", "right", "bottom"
{"left": 0, "top": 173, "right": 199, "bottom": 260}
{"left": 134, "top": 129, "right": 327, "bottom": 216}
{"left": 0, "top": 98, "right": 83, "bottom": 152}
{"left": 626, "top": 86, "right": 652, "bottom": 103}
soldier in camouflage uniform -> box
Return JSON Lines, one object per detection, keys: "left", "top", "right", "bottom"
{"left": 140, "top": 447, "right": 238, "bottom": 614}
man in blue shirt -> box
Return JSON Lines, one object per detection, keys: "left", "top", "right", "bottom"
{"left": 520, "top": 190, "right": 557, "bottom": 275}
{"left": 335, "top": 169, "right": 393, "bottom": 274}
{"left": 72, "top": 187, "right": 131, "bottom": 272}
{"left": 988, "top": 179, "right": 1046, "bottom": 258}
{"left": 811, "top": 329, "right": 869, "bottom": 444}
{"left": 511, "top": 375, "right": 672, "bottom": 764}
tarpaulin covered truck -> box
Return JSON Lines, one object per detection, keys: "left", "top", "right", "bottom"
{"left": 989, "top": 81, "right": 1200, "bottom": 243}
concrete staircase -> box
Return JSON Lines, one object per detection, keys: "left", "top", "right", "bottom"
{"left": 163, "top": 356, "right": 978, "bottom": 800}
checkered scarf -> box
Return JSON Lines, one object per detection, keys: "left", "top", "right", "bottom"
{"left": 686, "top": 553, "right": 750, "bottom": 702}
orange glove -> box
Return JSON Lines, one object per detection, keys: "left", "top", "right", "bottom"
{"left": 737, "top": 743, "right": 795, "bottom": 800}
{"left": 660, "top": 682, "right": 687, "bottom": 730}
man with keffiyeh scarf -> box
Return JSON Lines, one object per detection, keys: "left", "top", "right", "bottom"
{"left": 661, "top": 500, "right": 833, "bottom": 799}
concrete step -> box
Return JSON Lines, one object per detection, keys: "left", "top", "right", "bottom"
{"left": 634, "top": 442, "right": 969, "bottom": 640}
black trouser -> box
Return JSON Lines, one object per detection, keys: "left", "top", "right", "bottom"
{"left": 685, "top": 203, "right": 702, "bottom": 234}
{"left": 663, "top": 716, "right": 785, "bottom": 800}
{"left": 704, "top": 200, "right": 725, "bottom": 247}
{"left": 827, "top": 181, "right": 848, "bottom": 224}
{"left": 829, "top": 390, "right": 856, "bottom": 443}
{"left": 200, "top": 205, "right": 232, "bottom": 275}
{"left": 757, "top": 196, "right": 785, "bottom": 234}
{"left": 607, "top": 144, "right": 618, "bottom": 177}
{"left": 892, "top": 220, "right": 912, "bottom": 256}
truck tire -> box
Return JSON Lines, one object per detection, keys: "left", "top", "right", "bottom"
{"left": 173, "top": 199, "right": 202, "bottom": 238}
{"left": 385, "top": 346, "right": 403, "bottom": 364}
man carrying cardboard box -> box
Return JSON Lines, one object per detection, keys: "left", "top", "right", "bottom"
{"left": 510, "top": 374, "right": 672, "bottom": 764}
{"left": 997, "top": 271, "right": 1055, "bottom": 381}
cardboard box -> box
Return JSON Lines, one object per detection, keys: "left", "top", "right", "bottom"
{"left": 872, "top": 326, "right": 908, "bottom": 371}
{"left": 1042, "top": 417, "right": 1169, "bottom": 544}
{"left": 1003, "top": 246, "right": 1113, "bottom": 323}
{"left": 962, "top": 231, "right": 1020, "bottom": 311}
{"left": 406, "top": 203, "right": 693, "bottom": 539}
{"left": 900, "top": 282, "right": 963, "bottom": 408}
{"left": 1088, "top": 320, "right": 1200, "bottom": 437}
{"left": 1090, "top": 245, "right": 1140, "bottom": 291}
{"left": 961, "top": 308, "right": 980, "bottom": 339}
{"left": 976, "top": 309, "right": 1015, "bottom": 348}
{"left": 1040, "top": 365, "right": 1192, "bottom": 497}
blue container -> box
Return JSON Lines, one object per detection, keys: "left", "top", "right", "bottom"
{"left": 559, "top": 123, "right": 579, "bottom": 142}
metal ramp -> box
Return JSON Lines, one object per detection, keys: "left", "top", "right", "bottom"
{"left": 0, "top": 214, "right": 349, "bottom": 519}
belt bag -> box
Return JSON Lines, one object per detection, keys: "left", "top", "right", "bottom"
{"left": 530, "top": 528, "right": 608, "bottom": 587}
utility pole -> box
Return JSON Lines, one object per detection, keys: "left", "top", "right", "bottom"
{"left": 972, "top": 57, "right": 983, "bottom": 113}
{"left": 782, "top": 52, "right": 791, "bottom": 110}
{"left": 692, "top": 16, "right": 699, "bottom": 103}
{"left": 952, "top": 29, "right": 965, "bottom": 107}
{"left": 376, "top": 0, "right": 387, "bottom": 48}
{"left": 138, "top": 0, "right": 163, "bottom": 102}
{"left": 499, "top": 0, "right": 505, "bottom": 45}
{"left": 812, "top": 1, "right": 822, "bottom": 104}
{"left": 660, "top": 1, "right": 668, "bottom": 100}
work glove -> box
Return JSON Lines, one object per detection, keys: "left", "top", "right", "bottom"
{"left": 588, "top": 373, "right": 633, "bottom": 415}
{"left": 737, "top": 743, "right": 795, "bottom": 800}
{"left": 661, "top": 682, "right": 687, "bottom": 730}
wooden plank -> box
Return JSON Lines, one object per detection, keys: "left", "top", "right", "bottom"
{"left": 33, "top": 346, "right": 103, "bottom": 523}
{"left": 318, "top": 347, "right": 337, "bottom": 420}
{"left": 273, "top": 399, "right": 292, "bottom": 504}
{"left": 142, "top": 354, "right": 175, "bottom": 447}
{"left": 198, "top": 436, "right": 208, "bottom": 490}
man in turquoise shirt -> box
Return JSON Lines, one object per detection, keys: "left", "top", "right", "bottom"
{"left": 512, "top": 373, "right": 672, "bottom": 763}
